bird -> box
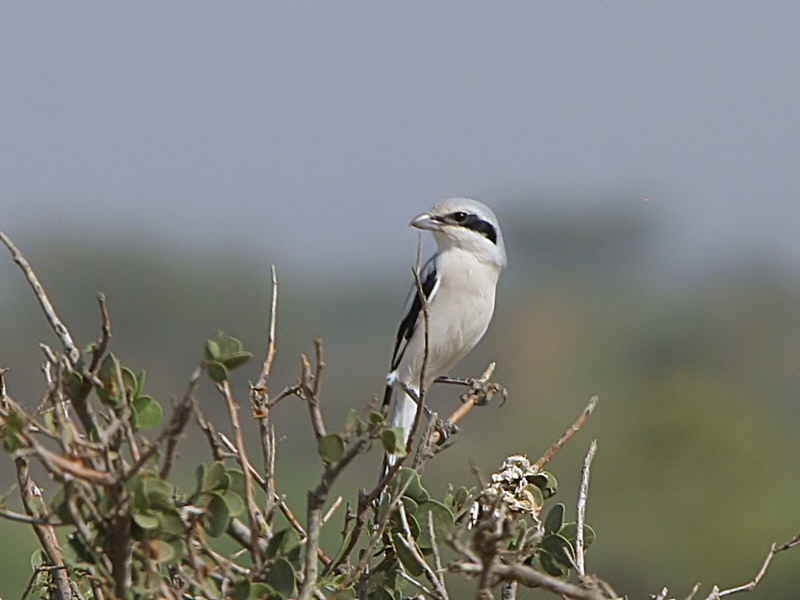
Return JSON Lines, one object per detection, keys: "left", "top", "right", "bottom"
{"left": 382, "top": 198, "right": 507, "bottom": 467}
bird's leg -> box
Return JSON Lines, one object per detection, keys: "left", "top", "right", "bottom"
{"left": 398, "top": 383, "right": 433, "bottom": 418}
{"left": 434, "top": 374, "right": 507, "bottom": 406}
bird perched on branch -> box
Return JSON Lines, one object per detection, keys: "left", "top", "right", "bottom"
{"left": 383, "top": 198, "right": 507, "bottom": 466}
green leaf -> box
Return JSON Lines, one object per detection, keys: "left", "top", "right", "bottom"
{"left": 449, "top": 486, "right": 471, "bottom": 513}
{"left": 132, "top": 395, "right": 163, "bottom": 429}
{"left": 389, "top": 502, "right": 420, "bottom": 540}
{"left": 381, "top": 427, "right": 406, "bottom": 456}
{"left": 135, "top": 370, "right": 147, "bottom": 396}
{"left": 142, "top": 476, "right": 174, "bottom": 511}
{"left": 345, "top": 410, "right": 367, "bottom": 435}
{"left": 217, "top": 334, "right": 244, "bottom": 356}
{"left": 268, "top": 558, "right": 296, "bottom": 598}
{"left": 368, "top": 410, "right": 385, "bottom": 425}
{"left": 64, "top": 370, "right": 84, "bottom": 402}
{"left": 220, "top": 490, "right": 245, "bottom": 517}
{"left": 206, "top": 360, "right": 228, "bottom": 383}
{"left": 523, "top": 483, "right": 545, "bottom": 514}
{"left": 231, "top": 581, "right": 277, "bottom": 600}
{"left": 561, "top": 522, "right": 597, "bottom": 548}
{"left": 370, "top": 587, "right": 395, "bottom": 600}
{"left": 205, "top": 339, "right": 221, "bottom": 361}
{"left": 164, "top": 539, "right": 185, "bottom": 565}
{"left": 544, "top": 503, "right": 565, "bottom": 535}
{"left": 540, "top": 551, "right": 568, "bottom": 577}
{"left": 97, "top": 353, "right": 117, "bottom": 385}
{"left": 156, "top": 510, "right": 185, "bottom": 538}
{"left": 529, "top": 470, "right": 558, "bottom": 499}
{"left": 67, "top": 532, "right": 94, "bottom": 564}
{"left": 149, "top": 539, "right": 177, "bottom": 563}
{"left": 202, "top": 461, "right": 227, "bottom": 492}
{"left": 96, "top": 354, "right": 122, "bottom": 407}
{"left": 542, "top": 533, "right": 576, "bottom": 568}
{"left": 121, "top": 367, "right": 137, "bottom": 396}
{"left": 400, "top": 496, "right": 419, "bottom": 514}
{"left": 392, "top": 467, "right": 429, "bottom": 503}
{"left": 393, "top": 533, "right": 423, "bottom": 576}
{"left": 225, "top": 468, "right": 246, "bottom": 496}
{"left": 414, "top": 500, "right": 455, "bottom": 549}
{"left": 49, "top": 489, "right": 73, "bottom": 524}
{"left": 286, "top": 544, "right": 302, "bottom": 570}
{"left": 206, "top": 493, "right": 230, "bottom": 537}
{"left": 223, "top": 351, "right": 254, "bottom": 370}
{"left": 132, "top": 511, "right": 160, "bottom": 530}
{"left": 266, "top": 528, "right": 296, "bottom": 559}
{"left": 318, "top": 433, "right": 345, "bottom": 463}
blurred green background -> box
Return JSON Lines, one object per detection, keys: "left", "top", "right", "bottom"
{"left": 3, "top": 2, "right": 800, "bottom": 597}
{"left": 2, "top": 200, "right": 799, "bottom": 598}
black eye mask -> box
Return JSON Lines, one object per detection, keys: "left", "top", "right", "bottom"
{"left": 444, "top": 212, "right": 498, "bottom": 245}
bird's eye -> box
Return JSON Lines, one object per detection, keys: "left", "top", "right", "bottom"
{"left": 451, "top": 211, "right": 468, "bottom": 222}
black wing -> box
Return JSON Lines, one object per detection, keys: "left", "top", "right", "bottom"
{"left": 382, "top": 256, "right": 439, "bottom": 411}
{"left": 389, "top": 255, "right": 439, "bottom": 371}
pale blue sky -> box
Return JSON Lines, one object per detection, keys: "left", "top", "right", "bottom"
{"left": 2, "top": 1, "right": 799, "bottom": 273}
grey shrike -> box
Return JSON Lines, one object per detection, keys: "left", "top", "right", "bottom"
{"left": 383, "top": 198, "right": 506, "bottom": 466}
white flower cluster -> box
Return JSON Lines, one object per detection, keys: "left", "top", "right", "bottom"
{"left": 481, "top": 454, "right": 543, "bottom": 517}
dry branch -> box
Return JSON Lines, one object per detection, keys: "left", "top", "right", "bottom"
{"left": 534, "top": 395, "right": 598, "bottom": 471}
{"left": 576, "top": 440, "right": 598, "bottom": 577}
{"left": 1, "top": 232, "right": 81, "bottom": 365}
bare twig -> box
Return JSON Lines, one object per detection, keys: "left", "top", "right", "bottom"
{"left": 576, "top": 440, "right": 598, "bottom": 577}
{"left": 219, "top": 380, "right": 264, "bottom": 570}
{"left": 450, "top": 561, "right": 608, "bottom": 600}
{"left": 1, "top": 232, "right": 81, "bottom": 365}
{"left": 322, "top": 496, "right": 344, "bottom": 526}
{"left": 684, "top": 583, "right": 702, "bottom": 600}
{"left": 776, "top": 532, "right": 800, "bottom": 552}
{"left": 88, "top": 293, "right": 112, "bottom": 374}
{"left": 426, "top": 509, "right": 450, "bottom": 600}
{"left": 120, "top": 370, "right": 200, "bottom": 483}
{"left": 15, "top": 458, "right": 73, "bottom": 600}
{"left": 0, "top": 507, "right": 66, "bottom": 527}
{"left": 404, "top": 245, "right": 431, "bottom": 460}
{"left": 534, "top": 395, "right": 598, "bottom": 471}
{"left": 255, "top": 265, "right": 279, "bottom": 391}
{"left": 397, "top": 569, "right": 438, "bottom": 599}
{"left": 215, "top": 432, "right": 312, "bottom": 544}
{"left": 695, "top": 531, "right": 800, "bottom": 599}
{"left": 395, "top": 500, "right": 448, "bottom": 599}
{"left": 343, "top": 471, "right": 419, "bottom": 588}
{"left": 713, "top": 544, "right": 778, "bottom": 598}
{"left": 251, "top": 265, "right": 279, "bottom": 525}
{"left": 299, "top": 438, "right": 369, "bottom": 600}
{"left": 160, "top": 367, "right": 201, "bottom": 478}
{"left": 30, "top": 440, "right": 117, "bottom": 486}
{"left": 429, "top": 362, "right": 497, "bottom": 446}
{"left": 300, "top": 345, "right": 327, "bottom": 440}
{"left": 21, "top": 565, "right": 69, "bottom": 600}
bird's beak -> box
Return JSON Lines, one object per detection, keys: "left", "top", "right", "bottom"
{"left": 409, "top": 212, "right": 443, "bottom": 231}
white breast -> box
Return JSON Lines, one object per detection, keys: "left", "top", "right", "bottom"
{"left": 398, "top": 248, "right": 500, "bottom": 386}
